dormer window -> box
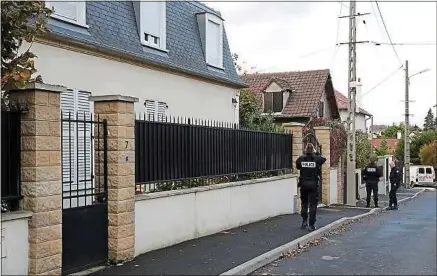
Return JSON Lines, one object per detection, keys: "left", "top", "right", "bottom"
{"left": 264, "top": 92, "right": 283, "bottom": 113}
{"left": 46, "top": 1, "right": 87, "bottom": 27}
{"left": 133, "top": 1, "right": 167, "bottom": 51}
{"left": 197, "top": 13, "right": 224, "bottom": 69}
{"left": 318, "top": 101, "right": 325, "bottom": 118}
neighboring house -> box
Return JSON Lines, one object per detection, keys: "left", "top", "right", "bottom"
{"left": 26, "top": 1, "right": 246, "bottom": 122}
{"left": 371, "top": 125, "right": 388, "bottom": 137}
{"left": 240, "top": 69, "right": 340, "bottom": 124}
{"left": 372, "top": 138, "right": 400, "bottom": 154}
{"left": 335, "top": 90, "right": 372, "bottom": 132}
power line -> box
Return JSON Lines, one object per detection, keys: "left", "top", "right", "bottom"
{"left": 362, "top": 65, "right": 403, "bottom": 97}
{"left": 374, "top": 1, "right": 403, "bottom": 66}
{"left": 373, "top": 41, "right": 437, "bottom": 46}
{"left": 331, "top": 2, "right": 344, "bottom": 74}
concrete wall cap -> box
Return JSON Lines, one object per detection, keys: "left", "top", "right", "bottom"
{"left": 314, "top": 126, "right": 331, "bottom": 130}
{"left": 1, "top": 210, "right": 33, "bottom": 222}
{"left": 282, "top": 122, "right": 305, "bottom": 127}
{"left": 135, "top": 174, "right": 297, "bottom": 201}
{"left": 89, "top": 95, "right": 139, "bottom": 103}
{"left": 9, "top": 82, "right": 66, "bottom": 93}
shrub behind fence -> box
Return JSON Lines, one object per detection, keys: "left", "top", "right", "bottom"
{"left": 1, "top": 109, "right": 22, "bottom": 212}
{"left": 135, "top": 116, "right": 293, "bottom": 193}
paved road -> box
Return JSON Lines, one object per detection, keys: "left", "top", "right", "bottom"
{"left": 92, "top": 208, "right": 367, "bottom": 275}
{"left": 255, "top": 190, "right": 437, "bottom": 275}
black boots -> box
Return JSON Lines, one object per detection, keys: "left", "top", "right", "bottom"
{"left": 301, "top": 220, "right": 308, "bottom": 229}
{"left": 308, "top": 225, "right": 316, "bottom": 232}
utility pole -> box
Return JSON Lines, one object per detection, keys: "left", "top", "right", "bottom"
{"left": 346, "top": 0, "right": 358, "bottom": 205}
{"left": 404, "top": 60, "right": 410, "bottom": 188}
{"left": 337, "top": 1, "right": 370, "bottom": 205}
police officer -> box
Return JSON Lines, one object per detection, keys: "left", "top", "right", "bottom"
{"left": 296, "top": 143, "right": 327, "bottom": 232}
{"left": 389, "top": 161, "right": 401, "bottom": 210}
{"left": 362, "top": 155, "right": 382, "bottom": 208}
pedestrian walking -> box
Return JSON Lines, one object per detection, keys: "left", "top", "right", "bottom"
{"left": 296, "top": 143, "right": 326, "bottom": 231}
{"left": 362, "top": 155, "right": 382, "bottom": 208}
{"left": 389, "top": 161, "right": 401, "bottom": 210}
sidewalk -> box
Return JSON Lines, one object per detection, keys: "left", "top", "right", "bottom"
{"left": 356, "top": 188, "right": 417, "bottom": 208}
{"left": 92, "top": 207, "right": 367, "bottom": 276}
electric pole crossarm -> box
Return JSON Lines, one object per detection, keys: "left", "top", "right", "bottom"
{"left": 338, "top": 12, "right": 371, "bottom": 18}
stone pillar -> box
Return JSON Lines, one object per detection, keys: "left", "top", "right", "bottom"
{"left": 314, "top": 126, "right": 331, "bottom": 206}
{"left": 90, "top": 95, "right": 138, "bottom": 264}
{"left": 337, "top": 156, "right": 343, "bottom": 204}
{"left": 282, "top": 123, "right": 304, "bottom": 213}
{"left": 9, "top": 82, "right": 65, "bottom": 275}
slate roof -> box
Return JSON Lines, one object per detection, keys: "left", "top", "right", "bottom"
{"left": 240, "top": 69, "right": 340, "bottom": 118}
{"left": 335, "top": 90, "right": 371, "bottom": 116}
{"left": 43, "top": 1, "right": 246, "bottom": 88}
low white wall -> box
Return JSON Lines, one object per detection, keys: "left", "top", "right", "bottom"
{"left": 330, "top": 168, "right": 338, "bottom": 204}
{"left": 1, "top": 211, "right": 32, "bottom": 276}
{"left": 134, "top": 175, "right": 298, "bottom": 256}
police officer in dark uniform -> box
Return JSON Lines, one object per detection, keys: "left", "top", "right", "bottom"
{"left": 362, "top": 155, "right": 382, "bottom": 208}
{"left": 389, "top": 161, "right": 401, "bottom": 210}
{"left": 296, "top": 143, "right": 327, "bottom": 232}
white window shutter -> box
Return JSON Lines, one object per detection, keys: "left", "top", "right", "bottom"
{"left": 145, "top": 100, "right": 156, "bottom": 121}
{"left": 157, "top": 102, "right": 167, "bottom": 122}
{"left": 61, "top": 90, "right": 76, "bottom": 193}
{"left": 50, "top": 1, "right": 78, "bottom": 21}
{"left": 60, "top": 90, "right": 92, "bottom": 208}
{"left": 206, "top": 20, "right": 221, "bottom": 66}
{"left": 135, "top": 1, "right": 166, "bottom": 50}
{"left": 46, "top": 1, "right": 86, "bottom": 26}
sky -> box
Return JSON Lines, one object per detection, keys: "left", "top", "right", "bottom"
{"left": 204, "top": 0, "right": 437, "bottom": 126}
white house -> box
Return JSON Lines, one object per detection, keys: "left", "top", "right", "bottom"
{"left": 24, "top": 1, "right": 246, "bottom": 122}
{"left": 335, "top": 90, "right": 372, "bottom": 132}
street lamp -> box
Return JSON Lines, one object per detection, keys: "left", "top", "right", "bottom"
{"left": 404, "top": 62, "right": 431, "bottom": 188}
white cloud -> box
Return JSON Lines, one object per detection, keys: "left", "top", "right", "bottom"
{"left": 207, "top": 1, "right": 436, "bottom": 126}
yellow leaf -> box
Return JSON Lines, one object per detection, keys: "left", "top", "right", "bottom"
{"left": 19, "top": 70, "right": 31, "bottom": 80}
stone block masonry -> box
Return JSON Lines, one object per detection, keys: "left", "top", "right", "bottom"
{"left": 9, "top": 82, "right": 66, "bottom": 275}
{"left": 282, "top": 123, "right": 304, "bottom": 213}
{"left": 314, "top": 126, "right": 331, "bottom": 206}
{"left": 90, "top": 95, "right": 138, "bottom": 263}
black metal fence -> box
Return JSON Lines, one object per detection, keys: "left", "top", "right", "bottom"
{"left": 1, "top": 109, "right": 22, "bottom": 212}
{"left": 135, "top": 116, "right": 293, "bottom": 193}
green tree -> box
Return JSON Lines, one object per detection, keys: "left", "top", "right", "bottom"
{"left": 375, "top": 139, "right": 389, "bottom": 156}
{"left": 395, "top": 139, "right": 404, "bottom": 166}
{"left": 423, "top": 108, "right": 435, "bottom": 131}
{"left": 1, "top": 1, "right": 52, "bottom": 91}
{"left": 410, "top": 130, "right": 437, "bottom": 164}
{"left": 419, "top": 142, "right": 437, "bottom": 167}
{"left": 381, "top": 124, "right": 403, "bottom": 138}
{"left": 356, "top": 131, "right": 372, "bottom": 168}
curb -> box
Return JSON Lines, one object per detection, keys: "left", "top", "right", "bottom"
{"left": 220, "top": 189, "right": 425, "bottom": 276}
{"left": 384, "top": 188, "right": 425, "bottom": 210}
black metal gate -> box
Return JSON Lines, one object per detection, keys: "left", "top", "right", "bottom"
{"left": 302, "top": 125, "right": 323, "bottom": 203}
{"left": 61, "top": 112, "right": 108, "bottom": 275}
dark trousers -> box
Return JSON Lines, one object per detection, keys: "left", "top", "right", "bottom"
{"left": 366, "top": 182, "right": 378, "bottom": 206}
{"left": 300, "top": 188, "right": 318, "bottom": 226}
{"left": 389, "top": 184, "right": 398, "bottom": 206}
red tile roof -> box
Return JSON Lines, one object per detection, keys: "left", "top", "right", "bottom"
{"left": 241, "top": 69, "right": 339, "bottom": 118}
{"left": 372, "top": 138, "right": 399, "bottom": 150}
{"left": 335, "top": 90, "right": 371, "bottom": 116}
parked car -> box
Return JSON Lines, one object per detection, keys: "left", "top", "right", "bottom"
{"left": 406, "top": 165, "right": 436, "bottom": 187}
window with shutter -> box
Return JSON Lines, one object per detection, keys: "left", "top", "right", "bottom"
{"left": 145, "top": 100, "right": 156, "bottom": 121}
{"left": 197, "top": 13, "right": 224, "bottom": 69}
{"left": 61, "top": 89, "right": 93, "bottom": 208}
{"left": 46, "top": 1, "right": 87, "bottom": 27}
{"left": 157, "top": 102, "right": 167, "bottom": 122}
{"left": 133, "top": 1, "right": 167, "bottom": 51}
{"left": 272, "top": 92, "right": 283, "bottom": 113}
{"left": 264, "top": 93, "right": 273, "bottom": 113}
{"left": 318, "top": 101, "right": 324, "bottom": 118}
